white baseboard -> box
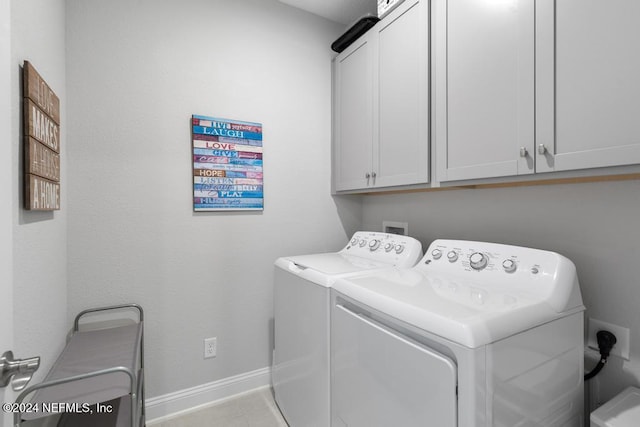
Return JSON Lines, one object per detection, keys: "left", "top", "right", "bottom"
{"left": 145, "top": 366, "right": 272, "bottom": 424}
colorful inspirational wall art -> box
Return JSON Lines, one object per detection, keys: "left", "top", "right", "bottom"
{"left": 191, "top": 115, "right": 263, "bottom": 211}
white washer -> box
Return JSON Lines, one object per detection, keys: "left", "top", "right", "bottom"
{"left": 272, "top": 231, "right": 423, "bottom": 427}
{"left": 331, "top": 239, "right": 585, "bottom": 427}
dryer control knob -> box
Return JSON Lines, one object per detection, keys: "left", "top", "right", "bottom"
{"left": 502, "top": 259, "right": 517, "bottom": 273}
{"left": 447, "top": 251, "right": 458, "bottom": 263}
{"left": 369, "top": 239, "right": 381, "bottom": 251}
{"left": 469, "top": 252, "right": 488, "bottom": 270}
{"left": 359, "top": 239, "right": 367, "bottom": 247}
{"left": 395, "top": 244, "right": 404, "bottom": 254}
{"left": 350, "top": 237, "right": 358, "bottom": 245}
{"left": 431, "top": 249, "right": 442, "bottom": 259}
{"left": 384, "top": 243, "right": 394, "bottom": 252}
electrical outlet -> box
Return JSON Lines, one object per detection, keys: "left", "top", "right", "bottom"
{"left": 204, "top": 337, "right": 217, "bottom": 359}
{"left": 587, "top": 318, "right": 630, "bottom": 360}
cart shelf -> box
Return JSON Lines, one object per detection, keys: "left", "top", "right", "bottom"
{"left": 15, "top": 304, "right": 145, "bottom": 427}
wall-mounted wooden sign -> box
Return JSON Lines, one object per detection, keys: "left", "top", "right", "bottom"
{"left": 24, "top": 98, "right": 60, "bottom": 152}
{"left": 25, "top": 137, "right": 60, "bottom": 181}
{"left": 26, "top": 175, "right": 60, "bottom": 210}
{"left": 23, "top": 61, "right": 60, "bottom": 124}
{"left": 23, "top": 61, "right": 61, "bottom": 211}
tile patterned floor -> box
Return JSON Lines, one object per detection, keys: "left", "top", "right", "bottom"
{"left": 148, "top": 387, "right": 288, "bottom": 427}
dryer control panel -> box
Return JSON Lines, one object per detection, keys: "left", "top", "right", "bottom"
{"left": 341, "top": 231, "right": 423, "bottom": 268}
{"left": 420, "top": 239, "right": 583, "bottom": 313}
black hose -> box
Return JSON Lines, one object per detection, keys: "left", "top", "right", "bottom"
{"left": 584, "top": 358, "right": 606, "bottom": 381}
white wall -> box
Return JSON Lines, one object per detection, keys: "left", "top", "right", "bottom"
{"left": 65, "top": 0, "right": 357, "bottom": 399}
{"left": 11, "top": 0, "right": 67, "bottom": 384}
{"left": 1, "top": 0, "right": 14, "bottom": 424}
{"left": 360, "top": 179, "right": 640, "bottom": 405}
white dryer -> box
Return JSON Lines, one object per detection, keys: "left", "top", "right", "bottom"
{"left": 331, "top": 239, "right": 585, "bottom": 427}
{"left": 272, "top": 231, "right": 423, "bottom": 427}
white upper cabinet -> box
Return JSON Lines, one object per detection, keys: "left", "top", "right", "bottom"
{"left": 536, "top": 0, "right": 640, "bottom": 173}
{"left": 436, "top": 0, "right": 640, "bottom": 183}
{"left": 334, "top": 0, "right": 429, "bottom": 192}
{"left": 334, "top": 37, "right": 374, "bottom": 191}
{"left": 373, "top": 0, "right": 429, "bottom": 188}
{"left": 336, "top": 0, "right": 640, "bottom": 191}
{"left": 434, "top": 0, "right": 535, "bottom": 182}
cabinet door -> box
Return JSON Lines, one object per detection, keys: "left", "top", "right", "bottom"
{"left": 373, "top": 0, "right": 429, "bottom": 188}
{"left": 536, "top": 0, "right": 640, "bottom": 173}
{"left": 435, "top": 0, "right": 535, "bottom": 182}
{"left": 334, "top": 37, "right": 374, "bottom": 191}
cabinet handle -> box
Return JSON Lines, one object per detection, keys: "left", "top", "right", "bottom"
{"left": 371, "top": 172, "right": 377, "bottom": 184}
{"left": 538, "top": 144, "right": 547, "bottom": 155}
{"left": 519, "top": 147, "right": 528, "bottom": 158}
{"left": 365, "top": 172, "right": 371, "bottom": 184}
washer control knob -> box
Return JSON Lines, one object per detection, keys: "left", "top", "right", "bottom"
{"left": 369, "top": 239, "right": 381, "bottom": 251}
{"left": 502, "top": 259, "right": 517, "bottom": 273}
{"left": 359, "top": 239, "right": 367, "bottom": 247}
{"left": 395, "top": 244, "right": 404, "bottom": 254}
{"left": 469, "top": 252, "right": 488, "bottom": 270}
{"left": 447, "top": 251, "right": 458, "bottom": 263}
{"left": 431, "top": 249, "right": 442, "bottom": 260}
{"left": 384, "top": 243, "right": 394, "bottom": 252}
{"left": 350, "top": 237, "right": 358, "bottom": 245}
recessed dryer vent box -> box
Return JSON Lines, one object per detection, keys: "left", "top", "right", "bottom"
{"left": 378, "top": 0, "right": 405, "bottom": 19}
{"left": 383, "top": 221, "right": 408, "bottom": 236}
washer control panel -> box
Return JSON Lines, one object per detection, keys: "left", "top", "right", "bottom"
{"left": 423, "top": 242, "right": 530, "bottom": 275}
{"left": 342, "top": 231, "right": 423, "bottom": 268}
{"left": 419, "top": 239, "right": 582, "bottom": 312}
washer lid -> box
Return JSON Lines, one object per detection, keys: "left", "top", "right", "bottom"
{"left": 333, "top": 267, "right": 581, "bottom": 348}
{"left": 275, "top": 254, "right": 392, "bottom": 288}
{"left": 286, "top": 253, "right": 388, "bottom": 276}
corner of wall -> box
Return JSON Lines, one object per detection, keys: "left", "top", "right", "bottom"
{"left": 11, "top": 0, "right": 68, "bottom": 383}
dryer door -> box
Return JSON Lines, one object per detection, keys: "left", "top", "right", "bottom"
{"left": 332, "top": 303, "right": 458, "bottom": 427}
